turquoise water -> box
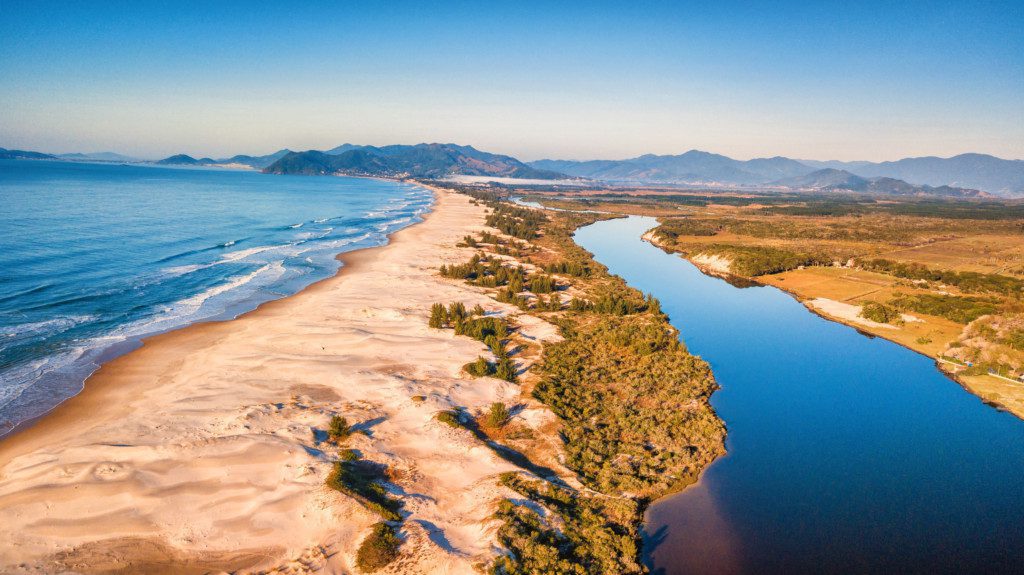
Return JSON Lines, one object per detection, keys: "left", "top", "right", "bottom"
{"left": 575, "top": 216, "right": 1024, "bottom": 574}
{"left": 0, "top": 160, "right": 430, "bottom": 434}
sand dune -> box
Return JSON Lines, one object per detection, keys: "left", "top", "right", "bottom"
{"left": 0, "top": 189, "right": 559, "bottom": 574}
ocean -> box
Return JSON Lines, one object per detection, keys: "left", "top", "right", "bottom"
{"left": 0, "top": 159, "right": 431, "bottom": 434}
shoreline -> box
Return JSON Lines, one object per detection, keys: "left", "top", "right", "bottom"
{"left": 0, "top": 185, "right": 548, "bottom": 573}
{"left": 0, "top": 181, "right": 431, "bottom": 441}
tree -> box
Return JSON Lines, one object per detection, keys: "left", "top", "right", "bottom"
{"left": 429, "top": 303, "right": 448, "bottom": 328}
{"left": 329, "top": 415, "right": 351, "bottom": 443}
{"left": 495, "top": 358, "right": 517, "bottom": 382}
{"left": 486, "top": 402, "right": 511, "bottom": 428}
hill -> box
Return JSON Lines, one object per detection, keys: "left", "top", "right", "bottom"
{"left": 216, "top": 149, "right": 292, "bottom": 169}
{"left": 773, "top": 168, "right": 987, "bottom": 197}
{"left": 0, "top": 147, "right": 57, "bottom": 160}
{"left": 531, "top": 151, "right": 1024, "bottom": 196}
{"left": 264, "top": 143, "right": 567, "bottom": 179}
{"left": 842, "top": 153, "right": 1024, "bottom": 197}
{"left": 531, "top": 150, "right": 812, "bottom": 185}
{"left": 156, "top": 154, "right": 216, "bottom": 166}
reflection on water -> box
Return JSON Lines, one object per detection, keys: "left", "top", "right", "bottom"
{"left": 575, "top": 215, "right": 1024, "bottom": 575}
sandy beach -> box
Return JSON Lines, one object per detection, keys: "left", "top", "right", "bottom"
{"left": 0, "top": 188, "right": 561, "bottom": 574}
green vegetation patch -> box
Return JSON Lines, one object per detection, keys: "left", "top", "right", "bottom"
{"left": 859, "top": 301, "right": 904, "bottom": 325}
{"left": 491, "top": 472, "right": 643, "bottom": 575}
{"left": 535, "top": 314, "right": 724, "bottom": 496}
{"left": 325, "top": 457, "right": 402, "bottom": 522}
{"left": 356, "top": 522, "right": 402, "bottom": 573}
{"left": 694, "top": 244, "right": 831, "bottom": 276}
{"left": 858, "top": 258, "right": 1024, "bottom": 296}
{"left": 888, "top": 292, "right": 999, "bottom": 324}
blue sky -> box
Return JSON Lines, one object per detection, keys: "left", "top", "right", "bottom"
{"left": 1, "top": 1, "right": 1021, "bottom": 161}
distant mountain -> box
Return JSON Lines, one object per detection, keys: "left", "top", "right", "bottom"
{"left": 216, "top": 149, "right": 292, "bottom": 169}
{"left": 840, "top": 154, "right": 1024, "bottom": 197}
{"left": 530, "top": 150, "right": 812, "bottom": 185}
{"left": 531, "top": 150, "right": 1024, "bottom": 196}
{"left": 0, "top": 147, "right": 57, "bottom": 160}
{"left": 773, "top": 168, "right": 987, "bottom": 198}
{"left": 156, "top": 154, "right": 214, "bottom": 166}
{"left": 58, "top": 151, "right": 138, "bottom": 162}
{"left": 265, "top": 143, "right": 567, "bottom": 179}
{"left": 325, "top": 143, "right": 363, "bottom": 155}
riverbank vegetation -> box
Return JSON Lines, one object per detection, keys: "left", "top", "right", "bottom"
{"left": 429, "top": 186, "right": 726, "bottom": 573}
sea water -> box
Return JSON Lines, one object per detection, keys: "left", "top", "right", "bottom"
{"left": 0, "top": 159, "right": 431, "bottom": 434}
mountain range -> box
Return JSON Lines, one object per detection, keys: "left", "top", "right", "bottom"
{"left": 0, "top": 147, "right": 57, "bottom": 160}
{"left": 155, "top": 149, "right": 292, "bottom": 169}
{"left": 262, "top": 143, "right": 564, "bottom": 180}
{"left": 4, "top": 142, "right": 1022, "bottom": 197}
{"left": 530, "top": 151, "right": 1024, "bottom": 197}
{"left": 772, "top": 168, "right": 987, "bottom": 198}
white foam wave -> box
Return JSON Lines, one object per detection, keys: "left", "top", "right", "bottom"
{"left": 0, "top": 315, "right": 95, "bottom": 339}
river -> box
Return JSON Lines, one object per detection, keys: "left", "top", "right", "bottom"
{"left": 573, "top": 215, "right": 1024, "bottom": 574}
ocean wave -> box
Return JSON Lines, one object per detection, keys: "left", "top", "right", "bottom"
{"left": 177, "top": 261, "right": 286, "bottom": 313}
{"left": 0, "top": 315, "right": 95, "bottom": 340}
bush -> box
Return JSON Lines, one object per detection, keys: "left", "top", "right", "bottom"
{"left": 889, "top": 293, "right": 998, "bottom": 324}
{"left": 329, "top": 415, "right": 351, "bottom": 443}
{"left": 486, "top": 402, "right": 511, "bottom": 428}
{"left": 860, "top": 301, "right": 903, "bottom": 324}
{"left": 429, "top": 302, "right": 448, "bottom": 328}
{"left": 325, "top": 459, "right": 402, "bottom": 522}
{"left": 464, "top": 357, "right": 495, "bottom": 377}
{"left": 857, "top": 258, "right": 1024, "bottom": 295}
{"left": 528, "top": 275, "right": 557, "bottom": 294}
{"left": 356, "top": 522, "right": 401, "bottom": 573}
{"left": 436, "top": 410, "right": 462, "bottom": 428}
{"left": 1005, "top": 329, "right": 1024, "bottom": 351}
{"left": 494, "top": 358, "right": 518, "bottom": 382}
{"left": 339, "top": 448, "right": 359, "bottom": 462}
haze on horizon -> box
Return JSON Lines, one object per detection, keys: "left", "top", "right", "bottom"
{"left": 1, "top": 0, "right": 1021, "bottom": 163}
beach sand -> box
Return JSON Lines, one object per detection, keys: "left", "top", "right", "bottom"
{"left": 0, "top": 188, "right": 558, "bottom": 574}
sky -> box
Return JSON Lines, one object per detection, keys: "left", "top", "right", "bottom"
{"left": 0, "top": 1, "right": 1021, "bottom": 162}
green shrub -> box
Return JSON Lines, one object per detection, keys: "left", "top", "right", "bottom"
{"left": 695, "top": 244, "right": 831, "bottom": 276}
{"left": 889, "top": 292, "right": 998, "bottom": 324}
{"left": 464, "top": 357, "right": 495, "bottom": 377}
{"left": 428, "top": 302, "right": 448, "bottom": 328}
{"left": 325, "top": 460, "right": 402, "bottom": 522}
{"left": 1004, "top": 329, "right": 1024, "bottom": 351}
{"left": 486, "top": 402, "right": 511, "bottom": 428}
{"left": 858, "top": 258, "right": 1024, "bottom": 295}
{"left": 436, "top": 410, "right": 462, "bottom": 428}
{"left": 356, "top": 522, "right": 401, "bottom": 573}
{"left": 859, "top": 301, "right": 903, "bottom": 324}
{"left": 528, "top": 275, "right": 557, "bottom": 294}
{"left": 339, "top": 448, "right": 359, "bottom": 462}
{"left": 494, "top": 358, "right": 518, "bottom": 382}
{"left": 329, "top": 415, "right": 351, "bottom": 443}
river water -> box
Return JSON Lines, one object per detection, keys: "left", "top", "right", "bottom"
{"left": 574, "top": 215, "right": 1024, "bottom": 574}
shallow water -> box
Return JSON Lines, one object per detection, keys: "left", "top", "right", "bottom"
{"left": 0, "top": 160, "right": 430, "bottom": 434}
{"left": 574, "top": 215, "right": 1024, "bottom": 574}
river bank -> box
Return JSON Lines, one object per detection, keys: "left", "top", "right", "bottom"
{"left": 0, "top": 188, "right": 564, "bottom": 573}
{"left": 641, "top": 230, "right": 1024, "bottom": 419}
{"left": 580, "top": 215, "right": 1024, "bottom": 574}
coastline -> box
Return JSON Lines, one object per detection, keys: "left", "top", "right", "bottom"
{"left": 0, "top": 186, "right": 558, "bottom": 573}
